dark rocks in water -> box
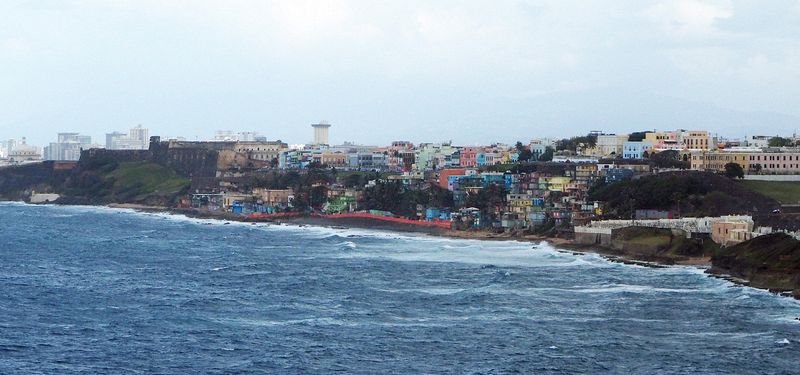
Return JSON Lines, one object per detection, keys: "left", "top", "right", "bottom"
{"left": 604, "top": 256, "right": 669, "bottom": 269}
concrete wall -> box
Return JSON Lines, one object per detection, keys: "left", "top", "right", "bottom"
{"left": 581, "top": 216, "right": 753, "bottom": 238}
{"left": 574, "top": 231, "right": 613, "bottom": 246}
{"left": 744, "top": 175, "right": 800, "bottom": 181}
{"left": 30, "top": 193, "right": 60, "bottom": 203}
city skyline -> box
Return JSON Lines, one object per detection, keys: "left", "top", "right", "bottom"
{"left": 2, "top": 1, "right": 799, "bottom": 146}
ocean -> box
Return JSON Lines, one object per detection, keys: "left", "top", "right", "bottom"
{"left": 1, "top": 202, "right": 799, "bottom": 374}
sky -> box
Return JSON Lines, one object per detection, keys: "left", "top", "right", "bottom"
{"left": 1, "top": 0, "right": 799, "bottom": 147}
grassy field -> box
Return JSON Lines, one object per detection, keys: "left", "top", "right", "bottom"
{"left": 107, "top": 161, "right": 190, "bottom": 201}
{"left": 740, "top": 180, "right": 800, "bottom": 205}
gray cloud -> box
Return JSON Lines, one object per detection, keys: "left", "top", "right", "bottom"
{"left": 1, "top": 0, "right": 798, "bottom": 146}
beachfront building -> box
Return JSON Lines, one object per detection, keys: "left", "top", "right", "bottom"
{"left": 711, "top": 219, "right": 754, "bottom": 246}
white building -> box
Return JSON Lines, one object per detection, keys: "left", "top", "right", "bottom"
{"left": 6, "top": 137, "right": 42, "bottom": 164}
{"left": 594, "top": 134, "right": 628, "bottom": 157}
{"left": 213, "top": 130, "right": 262, "bottom": 142}
{"left": 106, "top": 125, "right": 149, "bottom": 150}
{"left": 44, "top": 133, "right": 93, "bottom": 161}
{"left": 746, "top": 135, "right": 771, "bottom": 148}
{"left": 312, "top": 122, "right": 331, "bottom": 145}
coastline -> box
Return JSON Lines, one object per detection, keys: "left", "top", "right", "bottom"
{"left": 104, "top": 203, "right": 712, "bottom": 268}
{"left": 22, "top": 201, "right": 798, "bottom": 299}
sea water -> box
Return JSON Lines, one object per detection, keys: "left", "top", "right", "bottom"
{"left": 1, "top": 202, "right": 799, "bottom": 374}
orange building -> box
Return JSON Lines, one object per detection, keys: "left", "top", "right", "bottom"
{"left": 438, "top": 168, "right": 467, "bottom": 189}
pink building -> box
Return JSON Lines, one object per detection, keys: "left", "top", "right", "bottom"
{"left": 460, "top": 147, "right": 481, "bottom": 167}
{"left": 749, "top": 152, "right": 800, "bottom": 174}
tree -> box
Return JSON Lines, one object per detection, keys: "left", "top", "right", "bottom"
{"left": 555, "top": 134, "right": 597, "bottom": 152}
{"left": 650, "top": 150, "right": 689, "bottom": 169}
{"left": 343, "top": 173, "right": 364, "bottom": 188}
{"left": 769, "top": 136, "right": 793, "bottom": 147}
{"left": 628, "top": 131, "right": 650, "bottom": 142}
{"left": 464, "top": 183, "right": 507, "bottom": 221}
{"left": 309, "top": 185, "right": 329, "bottom": 208}
{"left": 518, "top": 149, "right": 532, "bottom": 162}
{"left": 724, "top": 162, "right": 745, "bottom": 179}
{"left": 539, "top": 146, "right": 554, "bottom": 162}
{"left": 515, "top": 141, "right": 533, "bottom": 162}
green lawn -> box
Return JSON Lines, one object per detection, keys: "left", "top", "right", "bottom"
{"left": 740, "top": 180, "right": 800, "bottom": 205}
{"left": 108, "top": 161, "right": 190, "bottom": 201}
{"left": 626, "top": 233, "right": 671, "bottom": 247}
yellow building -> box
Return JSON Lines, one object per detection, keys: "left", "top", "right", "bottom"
{"left": 575, "top": 164, "right": 598, "bottom": 182}
{"left": 691, "top": 151, "right": 750, "bottom": 172}
{"left": 682, "top": 131, "right": 712, "bottom": 151}
{"left": 711, "top": 220, "right": 753, "bottom": 246}
{"left": 321, "top": 152, "right": 348, "bottom": 168}
{"left": 546, "top": 177, "right": 572, "bottom": 192}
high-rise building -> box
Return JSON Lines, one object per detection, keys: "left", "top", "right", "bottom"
{"left": 44, "top": 133, "right": 93, "bottom": 160}
{"left": 106, "top": 132, "right": 126, "bottom": 149}
{"left": 106, "top": 125, "right": 149, "bottom": 150}
{"left": 129, "top": 125, "right": 148, "bottom": 144}
{"left": 213, "top": 130, "right": 260, "bottom": 142}
{"left": 312, "top": 121, "right": 331, "bottom": 145}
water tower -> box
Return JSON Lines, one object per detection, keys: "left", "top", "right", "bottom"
{"left": 311, "top": 121, "right": 331, "bottom": 145}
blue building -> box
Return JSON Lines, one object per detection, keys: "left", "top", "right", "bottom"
{"left": 476, "top": 153, "right": 487, "bottom": 166}
{"left": 622, "top": 141, "right": 654, "bottom": 159}
{"left": 605, "top": 168, "right": 635, "bottom": 183}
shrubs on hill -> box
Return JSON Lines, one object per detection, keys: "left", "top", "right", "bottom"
{"left": 588, "top": 171, "right": 778, "bottom": 219}
{"left": 362, "top": 181, "right": 454, "bottom": 218}
{"left": 63, "top": 161, "right": 190, "bottom": 205}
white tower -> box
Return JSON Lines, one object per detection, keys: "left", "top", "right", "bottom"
{"left": 312, "top": 121, "right": 331, "bottom": 145}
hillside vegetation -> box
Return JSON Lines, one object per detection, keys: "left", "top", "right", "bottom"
{"left": 589, "top": 171, "right": 779, "bottom": 219}
{"left": 0, "top": 162, "right": 72, "bottom": 200}
{"left": 63, "top": 160, "right": 189, "bottom": 206}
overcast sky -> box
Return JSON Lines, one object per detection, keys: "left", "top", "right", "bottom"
{"left": 2, "top": 0, "right": 799, "bottom": 147}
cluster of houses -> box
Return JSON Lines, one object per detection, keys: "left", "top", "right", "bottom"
{"left": 196, "top": 156, "right": 657, "bottom": 232}
{"left": 276, "top": 141, "right": 524, "bottom": 171}
{"left": 255, "top": 129, "right": 800, "bottom": 176}
{"left": 178, "top": 128, "right": 800, "bottom": 234}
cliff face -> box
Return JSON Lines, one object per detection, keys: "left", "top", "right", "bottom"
{"left": 0, "top": 162, "right": 73, "bottom": 200}
{"left": 710, "top": 233, "right": 800, "bottom": 297}
{"left": 0, "top": 141, "right": 216, "bottom": 205}
{"left": 602, "top": 227, "right": 716, "bottom": 264}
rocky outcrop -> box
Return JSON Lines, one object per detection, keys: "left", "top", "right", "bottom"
{"left": 710, "top": 233, "right": 800, "bottom": 297}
